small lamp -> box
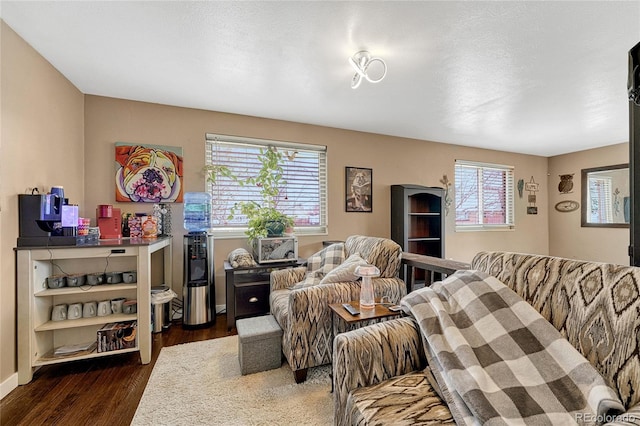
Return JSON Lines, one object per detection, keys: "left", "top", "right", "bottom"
{"left": 355, "top": 264, "right": 380, "bottom": 309}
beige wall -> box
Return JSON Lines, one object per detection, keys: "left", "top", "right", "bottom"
{"left": 1, "top": 22, "right": 85, "bottom": 385}
{"left": 84, "top": 95, "right": 550, "bottom": 309}
{"left": 548, "top": 142, "right": 629, "bottom": 264}
{"left": 1, "top": 19, "right": 561, "bottom": 391}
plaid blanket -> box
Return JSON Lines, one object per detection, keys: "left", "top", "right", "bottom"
{"left": 401, "top": 270, "right": 624, "bottom": 426}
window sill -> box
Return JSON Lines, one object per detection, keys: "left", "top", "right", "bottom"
{"left": 455, "top": 226, "right": 515, "bottom": 232}
{"left": 210, "top": 227, "right": 328, "bottom": 239}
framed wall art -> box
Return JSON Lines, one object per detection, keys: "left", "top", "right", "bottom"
{"left": 115, "top": 142, "right": 184, "bottom": 203}
{"left": 345, "top": 167, "right": 372, "bottom": 212}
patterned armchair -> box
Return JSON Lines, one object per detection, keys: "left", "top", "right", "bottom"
{"left": 269, "top": 235, "right": 406, "bottom": 383}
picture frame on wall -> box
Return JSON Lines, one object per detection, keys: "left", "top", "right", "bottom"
{"left": 115, "top": 142, "right": 184, "bottom": 203}
{"left": 346, "top": 166, "right": 372, "bottom": 212}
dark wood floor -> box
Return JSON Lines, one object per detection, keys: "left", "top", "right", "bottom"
{"left": 1, "top": 315, "right": 236, "bottom": 426}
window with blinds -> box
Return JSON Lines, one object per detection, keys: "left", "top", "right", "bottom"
{"left": 205, "top": 134, "right": 328, "bottom": 237}
{"left": 587, "top": 177, "right": 613, "bottom": 223}
{"left": 454, "top": 160, "right": 515, "bottom": 230}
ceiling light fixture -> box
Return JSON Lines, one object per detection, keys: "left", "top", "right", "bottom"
{"left": 349, "top": 50, "right": 387, "bottom": 89}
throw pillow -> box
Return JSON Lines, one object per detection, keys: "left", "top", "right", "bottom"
{"left": 319, "top": 253, "right": 368, "bottom": 284}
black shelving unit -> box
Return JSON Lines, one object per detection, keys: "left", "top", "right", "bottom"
{"left": 391, "top": 184, "right": 445, "bottom": 285}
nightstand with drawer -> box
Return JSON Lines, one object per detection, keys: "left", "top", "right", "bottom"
{"left": 224, "top": 259, "right": 305, "bottom": 330}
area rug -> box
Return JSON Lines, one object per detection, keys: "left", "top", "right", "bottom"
{"left": 131, "top": 336, "right": 333, "bottom": 425}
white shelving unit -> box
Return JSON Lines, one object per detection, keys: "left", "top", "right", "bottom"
{"left": 16, "top": 237, "right": 172, "bottom": 384}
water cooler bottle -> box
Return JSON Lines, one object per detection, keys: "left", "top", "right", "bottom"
{"left": 182, "top": 192, "right": 215, "bottom": 328}
{"left": 183, "top": 232, "right": 215, "bottom": 328}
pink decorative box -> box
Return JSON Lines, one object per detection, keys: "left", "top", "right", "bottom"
{"left": 128, "top": 217, "right": 142, "bottom": 238}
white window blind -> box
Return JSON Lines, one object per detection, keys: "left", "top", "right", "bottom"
{"left": 205, "top": 134, "right": 328, "bottom": 237}
{"left": 455, "top": 160, "right": 515, "bottom": 230}
{"left": 588, "top": 177, "right": 613, "bottom": 223}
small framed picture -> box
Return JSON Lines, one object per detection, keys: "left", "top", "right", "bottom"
{"left": 346, "top": 167, "right": 372, "bottom": 212}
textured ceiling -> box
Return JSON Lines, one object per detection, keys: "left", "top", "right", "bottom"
{"left": 2, "top": 1, "right": 639, "bottom": 156}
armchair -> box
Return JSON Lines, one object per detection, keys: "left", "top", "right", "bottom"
{"left": 269, "top": 235, "right": 406, "bottom": 383}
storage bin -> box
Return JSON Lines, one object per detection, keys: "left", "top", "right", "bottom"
{"left": 236, "top": 315, "right": 283, "bottom": 375}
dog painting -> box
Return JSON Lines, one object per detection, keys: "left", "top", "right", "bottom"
{"left": 346, "top": 167, "right": 372, "bottom": 212}
{"left": 115, "top": 143, "right": 183, "bottom": 203}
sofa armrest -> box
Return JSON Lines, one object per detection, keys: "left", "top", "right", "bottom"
{"left": 270, "top": 266, "right": 307, "bottom": 291}
{"left": 333, "top": 317, "right": 425, "bottom": 425}
{"left": 605, "top": 403, "right": 640, "bottom": 425}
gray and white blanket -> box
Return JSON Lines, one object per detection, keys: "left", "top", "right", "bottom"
{"left": 401, "top": 270, "right": 624, "bottom": 426}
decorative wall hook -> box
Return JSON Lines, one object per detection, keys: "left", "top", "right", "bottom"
{"left": 439, "top": 174, "right": 452, "bottom": 216}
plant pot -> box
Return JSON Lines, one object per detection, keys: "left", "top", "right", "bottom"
{"left": 265, "top": 220, "right": 285, "bottom": 237}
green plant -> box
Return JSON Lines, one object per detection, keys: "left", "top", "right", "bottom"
{"left": 240, "top": 203, "right": 294, "bottom": 242}
{"left": 204, "top": 146, "right": 294, "bottom": 242}
{"left": 203, "top": 164, "right": 233, "bottom": 184}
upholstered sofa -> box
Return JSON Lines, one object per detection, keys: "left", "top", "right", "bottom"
{"left": 333, "top": 251, "right": 640, "bottom": 425}
{"left": 270, "top": 235, "right": 407, "bottom": 383}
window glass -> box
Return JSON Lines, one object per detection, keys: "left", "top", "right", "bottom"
{"left": 455, "top": 160, "right": 515, "bottom": 230}
{"left": 205, "top": 134, "right": 327, "bottom": 237}
{"left": 588, "top": 177, "right": 613, "bottom": 223}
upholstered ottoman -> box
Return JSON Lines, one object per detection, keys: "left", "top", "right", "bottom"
{"left": 236, "top": 314, "right": 283, "bottom": 375}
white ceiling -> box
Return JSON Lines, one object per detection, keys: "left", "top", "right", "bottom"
{"left": 2, "top": 1, "right": 639, "bottom": 156}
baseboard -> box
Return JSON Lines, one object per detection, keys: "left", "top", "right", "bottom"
{"left": 215, "top": 304, "right": 226, "bottom": 315}
{"left": 0, "top": 372, "right": 18, "bottom": 400}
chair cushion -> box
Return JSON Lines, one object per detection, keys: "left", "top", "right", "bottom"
{"left": 319, "top": 253, "right": 367, "bottom": 285}
{"left": 346, "top": 370, "right": 454, "bottom": 425}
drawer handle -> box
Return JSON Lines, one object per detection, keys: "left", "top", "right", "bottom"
{"left": 249, "top": 297, "right": 259, "bottom": 303}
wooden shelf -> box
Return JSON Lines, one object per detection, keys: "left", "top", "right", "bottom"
{"left": 35, "top": 314, "right": 137, "bottom": 331}
{"left": 16, "top": 237, "right": 173, "bottom": 384}
{"left": 34, "top": 347, "right": 139, "bottom": 367}
{"left": 35, "top": 283, "right": 137, "bottom": 297}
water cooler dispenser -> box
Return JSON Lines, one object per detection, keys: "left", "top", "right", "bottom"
{"left": 183, "top": 232, "right": 215, "bottom": 328}
{"left": 182, "top": 192, "right": 215, "bottom": 328}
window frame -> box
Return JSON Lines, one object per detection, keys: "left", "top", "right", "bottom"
{"left": 205, "top": 133, "right": 328, "bottom": 239}
{"left": 454, "top": 159, "right": 515, "bottom": 232}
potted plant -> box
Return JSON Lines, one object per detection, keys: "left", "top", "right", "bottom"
{"left": 204, "top": 146, "right": 294, "bottom": 243}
